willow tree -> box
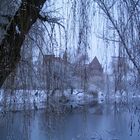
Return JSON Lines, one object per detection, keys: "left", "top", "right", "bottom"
{"left": 95, "top": 0, "right": 140, "bottom": 73}
{"left": 0, "top": 0, "right": 58, "bottom": 88}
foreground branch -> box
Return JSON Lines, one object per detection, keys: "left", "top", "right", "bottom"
{"left": 0, "top": 0, "right": 46, "bottom": 87}
{"left": 96, "top": 0, "right": 140, "bottom": 75}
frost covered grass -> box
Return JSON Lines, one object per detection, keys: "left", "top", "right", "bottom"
{"left": 0, "top": 89, "right": 105, "bottom": 112}
{"left": 0, "top": 88, "right": 140, "bottom": 112}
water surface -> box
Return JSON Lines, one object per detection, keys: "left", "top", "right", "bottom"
{"left": 0, "top": 100, "right": 140, "bottom": 140}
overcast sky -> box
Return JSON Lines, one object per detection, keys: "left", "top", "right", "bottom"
{"left": 41, "top": 0, "right": 119, "bottom": 72}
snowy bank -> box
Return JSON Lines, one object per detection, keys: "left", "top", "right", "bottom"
{"left": 0, "top": 89, "right": 105, "bottom": 112}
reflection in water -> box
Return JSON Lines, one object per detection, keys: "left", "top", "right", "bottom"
{"left": 0, "top": 100, "right": 140, "bottom": 140}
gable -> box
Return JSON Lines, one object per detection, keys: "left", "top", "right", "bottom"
{"left": 89, "top": 56, "right": 103, "bottom": 71}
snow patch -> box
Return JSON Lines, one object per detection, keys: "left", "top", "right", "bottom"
{"left": 15, "top": 25, "right": 21, "bottom": 34}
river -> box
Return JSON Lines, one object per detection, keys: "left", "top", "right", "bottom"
{"left": 0, "top": 99, "right": 140, "bottom": 140}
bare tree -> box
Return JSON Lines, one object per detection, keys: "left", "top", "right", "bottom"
{"left": 0, "top": 0, "right": 61, "bottom": 88}
{"left": 95, "top": 0, "right": 140, "bottom": 75}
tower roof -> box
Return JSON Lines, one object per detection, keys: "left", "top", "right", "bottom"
{"left": 89, "top": 56, "right": 102, "bottom": 70}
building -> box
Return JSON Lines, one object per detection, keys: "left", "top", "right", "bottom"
{"left": 111, "top": 56, "right": 127, "bottom": 92}
{"left": 88, "top": 56, "right": 103, "bottom": 76}
{"left": 43, "top": 54, "right": 104, "bottom": 90}
{"left": 43, "top": 54, "right": 71, "bottom": 89}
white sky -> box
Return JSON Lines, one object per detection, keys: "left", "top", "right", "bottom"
{"left": 41, "top": 0, "right": 119, "bottom": 72}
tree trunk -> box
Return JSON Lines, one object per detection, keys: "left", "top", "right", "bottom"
{"left": 0, "top": 0, "right": 46, "bottom": 87}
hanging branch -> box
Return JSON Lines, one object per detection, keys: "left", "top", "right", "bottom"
{"left": 95, "top": 0, "right": 140, "bottom": 75}
{"left": 0, "top": 0, "right": 62, "bottom": 87}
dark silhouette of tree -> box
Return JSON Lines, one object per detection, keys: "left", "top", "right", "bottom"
{"left": 0, "top": 0, "right": 51, "bottom": 87}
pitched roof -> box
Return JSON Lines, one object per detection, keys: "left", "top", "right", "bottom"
{"left": 89, "top": 56, "right": 102, "bottom": 70}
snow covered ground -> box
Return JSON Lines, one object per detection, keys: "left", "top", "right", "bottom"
{"left": 0, "top": 88, "right": 140, "bottom": 112}
{"left": 0, "top": 89, "right": 105, "bottom": 112}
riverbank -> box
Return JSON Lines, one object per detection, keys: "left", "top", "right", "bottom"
{"left": 0, "top": 89, "right": 105, "bottom": 112}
